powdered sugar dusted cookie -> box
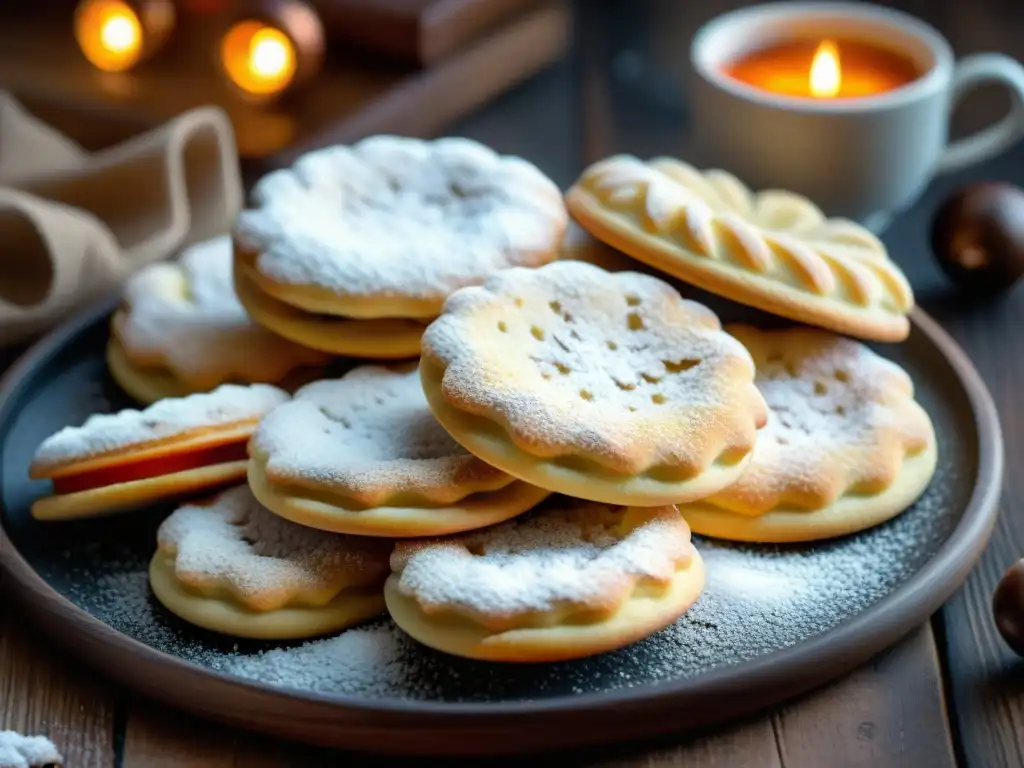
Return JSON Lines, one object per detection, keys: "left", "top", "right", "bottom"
{"left": 149, "top": 485, "right": 391, "bottom": 639}
{"left": 29, "top": 383, "right": 287, "bottom": 521}
{"left": 678, "top": 325, "right": 937, "bottom": 542}
{"left": 249, "top": 364, "right": 549, "bottom": 537}
{"left": 385, "top": 497, "right": 705, "bottom": 661}
{"left": 567, "top": 155, "right": 914, "bottom": 342}
{"left": 419, "top": 260, "right": 768, "bottom": 506}
{"left": 233, "top": 261, "right": 426, "bottom": 358}
{"left": 0, "top": 731, "right": 62, "bottom": 768}
{"left": 108, "top": 236, "right": 329, "bottom": 403}
{"left": 233, "top": 135, "right": 568, "bottom": 321}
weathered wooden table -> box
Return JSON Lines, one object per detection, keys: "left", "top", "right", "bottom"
{"left": 3, "top": 1, "right": 1024, "bottom": 765}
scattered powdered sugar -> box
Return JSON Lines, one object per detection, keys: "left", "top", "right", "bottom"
{"left": 705, "top": 325, "right": 936, "bottom": 513}
{"left": 391, "top": 501, "right": 690, "bottom": 620}
{"left": 645, "top": 481, "right": 956, "bottom": 676}
{"left": 31, "top": 383, "right": 288, "bottom": 470}
{"left": 422, "top": 260, "right": 765, "bottom": 472}
{"left": 63, "top": 565, "right": 224, "bottom": 669}
{"left": 253, "top": 365, "right": 507, "bottom": 502}
{"left": 233, "top": 135, "right": 568, "bottom": 300}
{"left": 222, "top": 622, "right": 426, "bottom": 696}
{"left": 158, "top": 486, "right": 391, "bottom": 604}
{"left": 117, "top": 237, "right": 327, "bottom": 387}
{"left": 0, "top": 732, "right": 62, "bottom": 768}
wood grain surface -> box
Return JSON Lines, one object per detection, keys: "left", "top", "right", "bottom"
{"left": 0, "top": 603, "right": 117, "bottom": 766}
{"left": 3, "top": 0, "right": 1024, "bottom": 764}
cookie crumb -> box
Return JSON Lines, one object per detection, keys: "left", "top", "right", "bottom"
{"left": 0, "top": 731, "right": 62, "bottom": 768}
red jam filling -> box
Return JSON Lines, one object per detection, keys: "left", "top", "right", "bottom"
{"left": 51, "top": 440, "right": 249, "bottom": 495}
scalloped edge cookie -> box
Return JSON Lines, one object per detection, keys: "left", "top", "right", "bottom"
{"left": 678, "top": 325, "right": 938, "bottom": 542}
{"left": 149, "top": 486, "right": 390, "bottom": 639}
{"left": 233, "top": 135, "right": 568, "bottom": 321}
{"left": 384, "top": 501, "right": 705, "bottom": 662}
{"left": 566, "top": 155, "right": 914, "bottom": 342}
{"left": 247, "top": 364, "right": 551, "bottom": 536}
{"left": 419, "top": 261, "right": 767, "bottom": 506}
{"left": 109, "top": 236, "right": 330, "bottom": 402}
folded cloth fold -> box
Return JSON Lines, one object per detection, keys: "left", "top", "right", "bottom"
{"left": 0, "top": 91, "right": 243, "bottom": 349}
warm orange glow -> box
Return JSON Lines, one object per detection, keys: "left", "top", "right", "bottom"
{"left": 220, "top": 21, "right": 298, "bottom": 97}
{"left": 74, "top": 0, "right": 144, "bottom": 72}
{"left": 809, "top": 39, "right": 841, "bottom": 98}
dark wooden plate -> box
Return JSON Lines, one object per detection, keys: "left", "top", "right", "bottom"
{"left": 0, "top": 296, "right": 1003, "bottom": 756}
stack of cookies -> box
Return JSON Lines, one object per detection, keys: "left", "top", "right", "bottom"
{"left": 25, "top": 137, "right": 938, "bottom": 665}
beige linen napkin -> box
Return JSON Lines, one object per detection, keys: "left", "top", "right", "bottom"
{"left": 0, "top": 92, "right": 243, "bottom": 348}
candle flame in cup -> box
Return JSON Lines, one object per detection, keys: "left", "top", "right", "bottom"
{"left": 809, "top": 40, "right": 841, "bottom": 98}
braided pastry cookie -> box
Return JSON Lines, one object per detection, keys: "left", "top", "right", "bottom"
{"left": 233, "top": 135, "right": 568, "bottom": 356}
{"left": 566, "top": 155, "right": 914, "bottom": 342}
{"left": 677, "top": 325, "right": 937, "bottom": 542}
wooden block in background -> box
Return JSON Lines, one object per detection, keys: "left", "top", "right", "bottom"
{"left": 313, "top": 0, "right": 548, "bottom": 65}
{"left": 0, "top": 3, "right": 569, "bottom": 175}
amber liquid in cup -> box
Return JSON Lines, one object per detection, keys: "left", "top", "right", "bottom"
{"left": 724, "top": 39, "right": 923, "bottom": 98}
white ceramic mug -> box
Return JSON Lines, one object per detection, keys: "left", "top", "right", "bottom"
{"left": 689, "top": 2, "right": 1024, "bottom": 227}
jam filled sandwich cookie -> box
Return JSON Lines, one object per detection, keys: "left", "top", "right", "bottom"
{"left": 419, "top": 260, "right": 768, "bottom": 506}
{"left": 109, "top": 236, "right": 330, "bottom": 404}
{"left": 248, "top": 365, "right": 550, "bottom": 537}
{"left": 150, "top": 485, "right": 392, "bottom": 639}
{"left": 566, "top": 155, "right": 914, "bottom": 342}
{"left": 232, "top": 135, "right": 568, "bottom": 357}
{"left": 678, "top": 325, "right": 938, "bottom": 543}
{"left": 385, "top": 497, "right": 705, "bottom": 662}
{"left": 28, "top": 384, "right": 288, "bottom": 521}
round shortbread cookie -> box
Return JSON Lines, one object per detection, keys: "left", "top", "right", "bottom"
{"left": 385, "top": 497, "right": 705, "bottom": 662}
{"left": 566, "top": 155, "right": 914, "bottom": 342}
{"left": 677, "top": 325, "right": 938, "bottom": 543}
{"left": 110, "top": 236, "right": 330, "bottom": 402}
{"left": 29, "top": 383, "right": 287, "bottom": 521}
{"left": 233, "top": 135, "right": 568, "bottom": 320}
{"left": 233, "top": 258, "right": 425, "bottom": 358}
{"left": 419, "top": 260, "right": 768, "bottom": 506}
{"left": 150, "top": 485, "right": 392, "bottom": 639}
{"left": 248, "top": 364, "right": 550, "bottom": 537}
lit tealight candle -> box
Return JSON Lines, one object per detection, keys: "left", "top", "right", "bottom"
{"left": 218, "top": 0, "right": 324, "bottom": 101}
{"left": 74, "top": 0, "right": 175, "bottom": 73}
{"left": 724, "top": 37, "right": 921, "bottom": 99}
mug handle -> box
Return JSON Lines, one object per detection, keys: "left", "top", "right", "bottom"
{"left": 937, "top": 53, "right": 1024, "bottom": 175}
